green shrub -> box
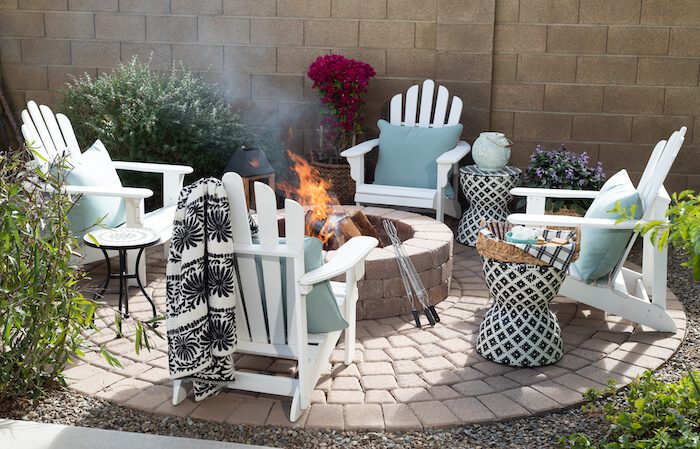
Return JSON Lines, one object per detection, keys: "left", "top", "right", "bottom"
{"left": 561, "top": 370, "right": 700, "bottom": 448}
{"left": 0, "top": 149, "right": 159, "bottom": 400}
{"left": 59, "top": 57, "right": 257, "bottom": 209}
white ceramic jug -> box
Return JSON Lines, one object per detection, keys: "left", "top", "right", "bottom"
{"left": 472, "top": 132, "right": 513, "bottom": 172}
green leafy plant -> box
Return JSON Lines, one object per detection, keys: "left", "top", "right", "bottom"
{"left": 613, "top": 190, "right": 700, "bottom": 280}
{"left": 561, "top": 370, "right": 700, "bottom": 448}
{"left": 521, "top": 143, "right": 606, "bottom": 214}
{"left": 0, "top": 149, "right": 160, "bottom": 401}
{"left": 59, "top": 57, "right": 257, "bottom": 209}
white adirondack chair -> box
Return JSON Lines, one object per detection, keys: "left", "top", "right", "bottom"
{"left": 20, "top": 100, "right": 193, "bottom": 280}
{"left": 340, "top": 79, "right": 471, "bottom": 222}
{"left": 172, "top": 172, "right": 378, "bottom": 421}
{"left": 508, "top": 127, "right": 687, "bottom": 332}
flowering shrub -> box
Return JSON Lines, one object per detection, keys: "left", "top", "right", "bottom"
{"left": 522, "top": 143, "right": 606, "bottom": 213}
{"left": 308, "top": 54, "right": 376, "bottom": 162}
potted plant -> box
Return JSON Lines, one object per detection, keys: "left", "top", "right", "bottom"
{"left": 307, "top": 54, "right": 376, "bottom": 204}
{"left": 521, "top": 143, "right": 606, "bottom": 215}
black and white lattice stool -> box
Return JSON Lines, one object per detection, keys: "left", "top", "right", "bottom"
{"left": 457, "top": 165, "right": 522, "bottom": 246}
{"left": 476, "top": 258, "right": 565, "bottom": 367}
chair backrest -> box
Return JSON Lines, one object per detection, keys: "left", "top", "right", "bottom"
{"left": 389, "top": 80, "right": 463, "bottom": 128}
{"left": 20, "top": 101, "right": 82, "bottom": 171}
{"left": 222, "top": 171, "right": 307, "bottom": 348}
{"left": 607, "top": 127, "right": 686, "bottom": 285}
{"left": 637, "top": 126, "right": 686, "bottom": 217}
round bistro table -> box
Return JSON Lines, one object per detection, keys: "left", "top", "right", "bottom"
{"left": 457, "top": 165, "right": 522, "bottom": 246}
{"left": 84, "top": 227, "right": 160, "bottom": 319}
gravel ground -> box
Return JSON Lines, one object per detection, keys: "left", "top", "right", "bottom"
{"left": 1, "top": 247, "right": 697, "bottom": 449}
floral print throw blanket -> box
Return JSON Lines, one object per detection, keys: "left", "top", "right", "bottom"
{"left": 166, "top": 177, "right": 238, "bottom": 401}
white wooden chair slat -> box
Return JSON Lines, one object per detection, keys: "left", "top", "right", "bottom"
{"left": 284, "top": 198, "right": 306, "bottom": 347}
{"left": 21, "top": 110, "right": 50, "bottom": 164}
{"left": 27, "top": 101, "right": 59, "bottom": 160}
{"left": 389, "top": 94, "right": 402, "bottom": 125}
{"left": 418, "top": 79, "right": 435, "bottom": 128}
{"left": 447, "top": 96, "right": 463, "bottom": 126}
{"left": 56, "top": 113, "right": 81, "bottom": 156}
{"left": 254, "top": 182, "right": 286, "bottom": 345}
{"left": 341, "top": 80, "right": 471, "bottom": 222}
{"left": 223, "top": 172, "right": 261, "bottom": 343}
{"left": 432, "top": 86, "right": 449, "bottom": 128}
{"left": 39, "top": 104, "right": 72, "bottom": 159}
{"left": 403, "top": 85, "right": 419, "bottom": 126}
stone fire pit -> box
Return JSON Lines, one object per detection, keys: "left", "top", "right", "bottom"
{"left": 323, "top": 206, "right": 454, "bottom": 320}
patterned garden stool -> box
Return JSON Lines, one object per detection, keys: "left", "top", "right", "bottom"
{"left": 475, "top": 222, "right": 579, "bottom": 367}
{"left": 457, "top": 165, "right": 522, "bottom": 246}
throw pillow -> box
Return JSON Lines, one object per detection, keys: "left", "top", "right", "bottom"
{"left": 373, "top": 119, "right": 463, "bottom": 196}
{"left": 63, "top": 140, "right": 126, "bottom": 235}
{"left": 572, "top": 169, "right": 643, "bottom": 283}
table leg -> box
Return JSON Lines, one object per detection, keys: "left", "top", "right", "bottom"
{"left": 135, "top": 247, "right": 158, "bottom": 319}
{"left": 94, "top": 248, "right": 112, "bottom": 301}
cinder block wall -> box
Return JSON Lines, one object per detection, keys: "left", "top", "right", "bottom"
{"left": 0, "top": 0, "right": 698, "bottom": 191}
{"left": 491, "top": 0, "right": 700, "bottom": 192}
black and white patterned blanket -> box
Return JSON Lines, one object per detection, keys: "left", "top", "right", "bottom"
{"left": 166, "top": 177, "right": 237, "bottom": 401}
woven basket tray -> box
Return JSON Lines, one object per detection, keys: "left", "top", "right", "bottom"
{"left": 476, "top": 221, "right": 581, "bottom": 266}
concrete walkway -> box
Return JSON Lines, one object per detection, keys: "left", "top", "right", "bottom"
{"left": 0, "top": 419, "right": 274, "bottom": 449}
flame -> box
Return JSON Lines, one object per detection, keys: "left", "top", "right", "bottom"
{"left": 278, "top": 150, "right": 339, "bottom": 245}
{"left": 249, "top": 158, "right": 260, "bottom": 168}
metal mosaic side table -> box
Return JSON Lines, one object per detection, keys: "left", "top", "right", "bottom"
{"left": 84, "top": 227, "right": 160, "bottom": 318}
{"left": 457, "top": 165, "right": 522, "bottom": 246}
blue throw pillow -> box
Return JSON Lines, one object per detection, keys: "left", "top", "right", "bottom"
{"left": 62, "top": 140, "right": 126, "bottom": 235}
{"left": 571, "top": 170, "right": 643, "bottom": 282}
{"left": 373, "top": 119, "right": 463, "bottom": 196}
{"left": 253, "top": 236, "right": 348, "bottom": 334}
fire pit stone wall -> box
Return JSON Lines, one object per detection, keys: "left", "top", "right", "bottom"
{"left": 325, "top": 206, "right": 454, "bottom": 320}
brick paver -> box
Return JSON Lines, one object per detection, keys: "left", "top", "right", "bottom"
{"left": 72, "top": 243, "right": 685, "bottom": 431}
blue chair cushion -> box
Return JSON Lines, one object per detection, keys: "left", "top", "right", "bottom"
{"left": 373, "top": 119, "right": 463, "bottom": 197}
{"left": 571, "top": 170, "right": 643, "bottom": 283}
{"left": 254, "top": 236, "right": 348, "bottom": 334}
{"left": 62, "top": 140, "right": 126, "bottom": 235}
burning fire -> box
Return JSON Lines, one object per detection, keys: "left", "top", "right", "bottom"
{"left": 249, "top": 158, "right": 260, "bottom": 168}
{"left": 278, "top": 150, "right": 339, "bottom": 245}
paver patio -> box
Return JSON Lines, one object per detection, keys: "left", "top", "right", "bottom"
{"left": 68, "top": 241, "right": 687, "bottom": 431}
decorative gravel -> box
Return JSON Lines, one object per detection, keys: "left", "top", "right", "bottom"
{"left": 1, "top": 247, "right": 696, "bottom": 449}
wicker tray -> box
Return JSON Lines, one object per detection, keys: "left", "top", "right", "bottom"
{"left": 476, "top": 221, "right": 580, "bottom": 266}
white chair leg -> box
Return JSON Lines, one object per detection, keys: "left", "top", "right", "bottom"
{"left": 172, "top": 379, "right": 188, "bottom": 405}
{"left": 436, "top": 188, "right": 445, "bottom": 222}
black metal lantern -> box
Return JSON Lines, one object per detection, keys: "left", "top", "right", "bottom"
{"left": 224, "top": 147, "right": 275, "bottom": 209}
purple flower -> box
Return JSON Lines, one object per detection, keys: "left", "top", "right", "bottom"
{"left": 535, "top": 143, "right": 543, "bottom": 153}
{"left": 535, "top": 167, "right": 544, "bottom": 178}
{"left": 565, "top": 168, "right": 574, "bottom": 180}
{"left": 578, "top": 152, "right": 590, "bottom": 165}
{"left": 578, "top": 179, "right": 585, "bottom": 187}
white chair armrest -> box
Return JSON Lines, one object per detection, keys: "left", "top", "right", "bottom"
{"left": 299, "top": 236, "right": 378, "bottom": 286}
{"left": 436, "top": 140, "right": 471, "bottom": 165}
{"left": 508, "top": 213, "right": 640, "bottom": 229}
{"left": 112, "top": 161, "right": 194, "bottom": 175}
{"left": 510, "top": 187, "right": 600, "bottom": 199}
{"left": 64, "top": 185, "right": 154, "bottom": 199}
{"left": 340, "top": 138, "right": 379, "bottom": 158}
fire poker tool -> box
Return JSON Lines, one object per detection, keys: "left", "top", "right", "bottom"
{"left": 383, "top": 220, "right": 440, "bottom": 327}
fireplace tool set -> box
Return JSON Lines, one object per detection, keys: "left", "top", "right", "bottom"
{"left": 383, "top": 220, "right": 441, "bottom": 328}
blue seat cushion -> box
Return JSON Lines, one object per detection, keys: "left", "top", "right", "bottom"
{"left": 373, "top": 119, "right": 463, "bottom": 196}
{"left": 254, "top": 236, "right": 348, "bottom": 334}
{"left": 571, "top": 170, "right": 643, "bottom": 283}
{"left": 62, "top": 140, "right": 126, "bottom": 235}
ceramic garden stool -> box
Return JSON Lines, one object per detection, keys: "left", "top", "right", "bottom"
{"left": 476, "top": 258, "right": 566, "bottom": 367}
{"left": 84, "top": 227, "right": 160, "bottom": 319}
{"left": 457, "top": 165, "right": 522, "bottom": 246}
